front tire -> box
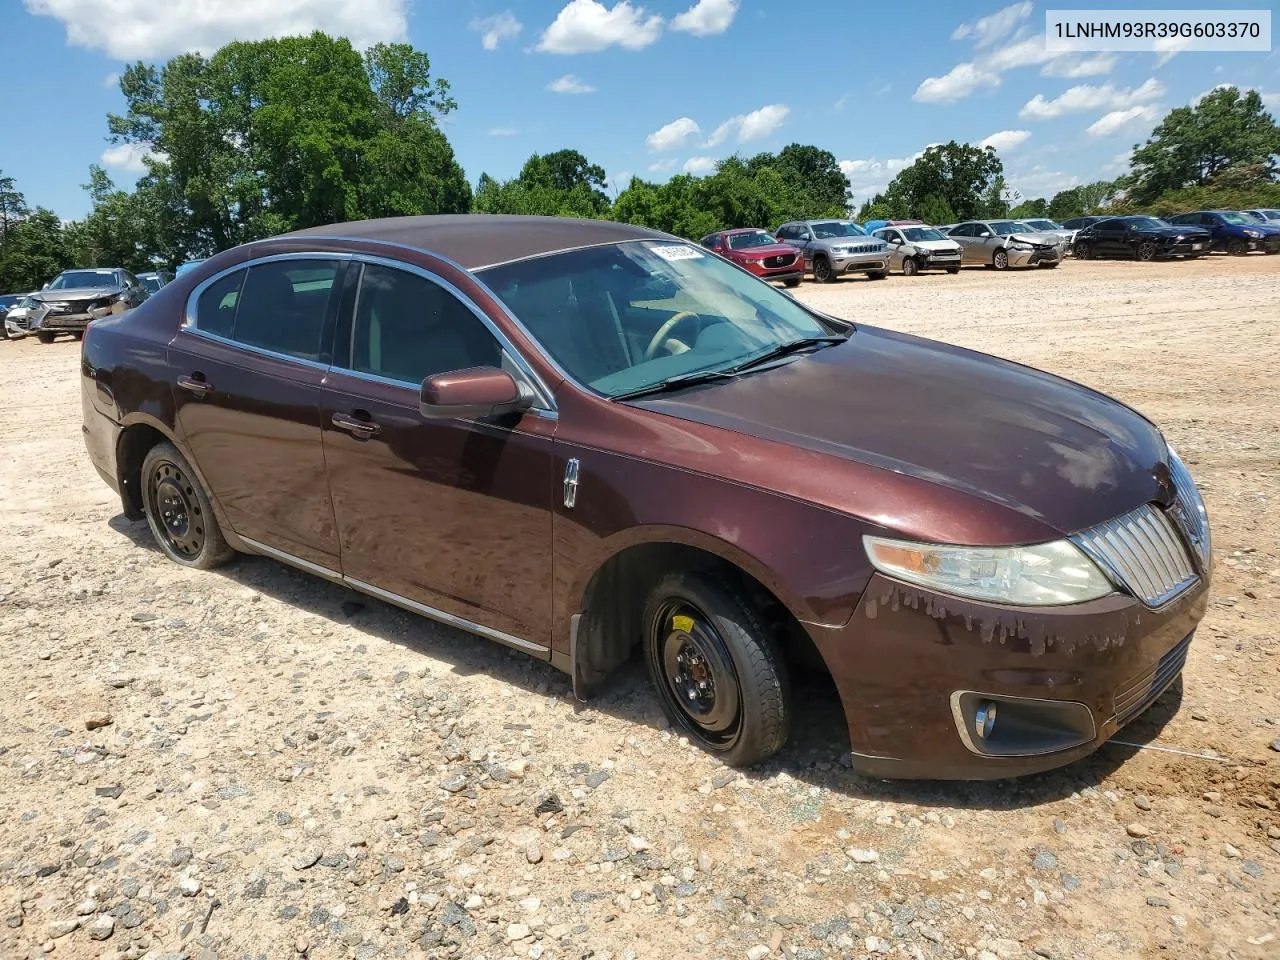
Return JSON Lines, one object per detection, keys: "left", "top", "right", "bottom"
{"left": 992, "top": 249, "right": 1009, "bottom": 270}
{"left": 1136, "top": 240, "right": 1157, "bottom": 261}
{"left": 1227, "top": 237, "right": 1248, "bottom": 256}
{"left": 812, "top": 256, "right": 835, "bottom": 284}
{"left": 141, "top": 442, "right": 234, "bottom": 569}
{"left": 1075, "top": 241, "right": 1092, "bottom": 260}
{"left": 901, "top": 257, "right": 919, "bottom": 277}
{"left": 643, "top": 571, "right": 790, "bottom": 768}
{"left": 36, "top": 331, "right": 55, "bottom": 344}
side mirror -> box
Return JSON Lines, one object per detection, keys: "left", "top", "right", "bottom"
{"left": 419, "top": 366, "right": 533, "bottom": 421}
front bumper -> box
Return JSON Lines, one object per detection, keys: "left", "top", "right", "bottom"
{"left": 4, "top": 317, "right": 31, "bottom": 338}
{"left": 741, "top": 260, "right": 804, "bottom": 283}
{"left": 805, "top": 572, "right": 1209, "bottom": 779}
{"left": 832, "top": 251, "right": 888, "bottom": 274}
{"left": 916, "top": 251, "right": 962, "bottom": 271}
{"left": 1007, "top": 245, "right": 1062, "bottom": 267}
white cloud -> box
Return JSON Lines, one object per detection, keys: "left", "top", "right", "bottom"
{"left": 951, "top": 1, "right": 1032, "bottom": 48}
{"left": 671, "top": 0, "right": 738, "bottom": 36}
{"left": 1020, "top": 79, "right": 1163, "bottom": 120}
{"left": 1262, "top": 91, "right": 1280, "bottom": 111}
{"left": 683, "top": 156, "right": 718, "bottom": 175}
{"left": 984, "top": 38, "right": 1058, "bottom": 71}
{"left": 26, "top": 0, "right": 407, "bottom": 59}
{"left": 1154, "top": 35, "right": 1192, "bottom": 67}
{"left": 547, "top": 73, "right": 595, "bottom": 94}
{"left": 703, "top": 104, "right": 789, "bottom": 146}
{"left": 1042, "top": 53, "right": 1116, "bottom": 78}
{"left": 101, "top": 72, "right": 119, "bottom": 88}
{"left": 980, "top": 129, "right": 1031, "bottom": 152}
{"left": 839, "top": 146, "right": 940, "bottom": 200}
{"left": 647, "top": 158, "right": 677, "bottom": 173}
{"left": 647, "top": 117, "right": 700, "bottom": 151}
{"left": 100, "top": 142, "right": 165, "bottom": 174}
{"left": 469, "top": 11, "right": 522, "bottom": 51}
{"left": 487, "top": 126, "right": 519, "bottom": 137}
{"left": 536, "top": 0, "right": 663, "bottom": 54}
{"left": 1086, "top": 105, "right": 1160, "bottom": 138}
{"left": 914, "top": 62, "right": 1001, "bottom": 103}
{"left": 1007, "top": 166, "right": 1081, "bottom": 197}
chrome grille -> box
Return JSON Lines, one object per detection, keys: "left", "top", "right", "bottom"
{"left": 1071, "top": 504, "right": 1198, "bottom": 608}
{"left": 1167, "top": 455, "right": 1211, "bottom": 568}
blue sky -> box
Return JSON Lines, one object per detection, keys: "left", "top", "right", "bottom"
{"left": 2, "top": 0, "right": 1277, "bottom": 221}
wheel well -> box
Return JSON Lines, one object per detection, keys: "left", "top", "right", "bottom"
{"left": 573, "top": 542, "right": 824, "bottom": 693}
{"left": 116, "top": 424, "right": 167, "bottom": 520}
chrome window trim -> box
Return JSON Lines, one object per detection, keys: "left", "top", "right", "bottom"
{"left": 181, "top": 248, "right": 557, "bottom": 413}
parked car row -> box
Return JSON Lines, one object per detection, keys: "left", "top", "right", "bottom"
{"left": 3, "top": 265, "right": 180, "bottom": 343}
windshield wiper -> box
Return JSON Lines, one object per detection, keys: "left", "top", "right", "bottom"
{"left": 610, "top": 368, "right": 739, "bottom": 401}
{"left": 726, "top": 335, "right": 847, "bottom": 375}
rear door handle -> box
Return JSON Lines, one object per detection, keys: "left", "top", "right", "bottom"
{"left": 331, "top": 412, "right": 380, "bottom": 440}
{"left": 177, "top": 374, "right": 211, "bottom": 397}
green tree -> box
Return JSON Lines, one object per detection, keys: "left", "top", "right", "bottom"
{"left": 475, "top": 150, "right": 611, "bottom": 218}
{"left": 108, "top": 32, "right": 470, "bottom": 257}
{"left": 1010, "top": 198, "right": 1049, "bottom": 219}
{"left": 863, "top": 142, "right": 1005, "bottom": 223}
{"left": 1047, "top": 180, "right": 1116, "bottom": 220}
{"left": 1126, "top": 87, "right": 1279, "bottom": 205}
{"left": 751, "top": 144, "right": 849, "bottom": 218}
{"left": 0, "top": 208, "right": 68, "bottom": 291}
{"left": 0, "top": 171, "right": 27, "bottom": 244}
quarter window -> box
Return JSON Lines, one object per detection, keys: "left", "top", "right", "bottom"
{"left": 195, "top": 270, "right": 244, "bottom": 338}
{"left": 349, "top": 264, "right": 501, "bottom": 384}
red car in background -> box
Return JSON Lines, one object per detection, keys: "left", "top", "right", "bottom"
{"left": 700, "top": 229, "right": 804, "bottom": 286}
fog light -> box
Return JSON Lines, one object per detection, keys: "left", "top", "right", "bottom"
{"left": 974, "top": 701, "right": 997, "bottom": 740}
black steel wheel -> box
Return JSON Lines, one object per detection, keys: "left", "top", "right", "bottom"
{"left": 1136, "top": 240, "right": 1157, "bottom": 261}
{"left": 141, "top": 442, "right": 234, "bottom": 569}
{"left": 643, "top": 572, "right": 790, "bottom": 767}
{"left": 901, "top": 257, "right": 919, "bottom": 277}
{"left": 992, "top": 249, "right": 1009, "bottom": 270}
{"left": 812, "top": 256, "right": 835, "bottom": 283}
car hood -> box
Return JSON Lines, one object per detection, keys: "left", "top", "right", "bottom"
{"left": 632, "top": 325, "right": 1168, "bottom": 536}
{"left": 726, "top": 243, "right": 801, "bottom": 259}
{"left": 33, "top": 287, "right": 120, "bottom": 302}
{"left": 1005, "top": 232, "right": 1064, "bottom": 247}
{"left": 908, "top": 238, "right": 962, "bottom": 252}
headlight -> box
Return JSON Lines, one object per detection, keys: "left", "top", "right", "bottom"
{"left": 863, "top": 535, "right": 1114, "bottom": 606}
{"left": 1243, "top": 228, "right": 1262, "bottom": 238}
{"left": 1009, "top": 242, "right": 1033, "bottom": 251}
{"left": 832, "top": 246, "right": 851, "bottom": 255}
{"left": 1166, "top": 447, "right": 1211, "bottom": 566}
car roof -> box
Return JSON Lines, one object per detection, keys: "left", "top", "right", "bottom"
{"left": 284, "top": 214, "right": 671, "bottom": 271}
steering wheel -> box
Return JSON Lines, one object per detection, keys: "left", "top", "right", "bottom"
{"left": 644, "top": 311, "right": 702, "bottom": 361}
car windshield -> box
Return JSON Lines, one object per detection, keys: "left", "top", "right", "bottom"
{"left": 483, "top": 240, "right": 836, "bottom": 398}
{"left": 811, "top": 221, "right": 867, "bottom": 238}
{"left": 1217, "top": 212, "right": 1253, "bottom": 225}
{"left": 726, "top": 231, "right": 777, "bottom": 250}
{"left": 990, "top": 222, "right": 1030, "bottom": 236}
{"left": 48, "top": 269, "right": 117, "bottom": 290}
{"left": 901, "top": 227, "right": 946, "bottom": 242}
{"left": 1126, "top": 217, "right": 1166, "bottom": 230}
{"left": 1024, "top": 219, "right": 1062, "bottom": 231}
{"left": 140, "top": 275, "right": 164, "bottom": 293}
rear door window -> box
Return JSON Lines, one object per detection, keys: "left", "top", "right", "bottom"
{"left": 231, "top": 260, "right": 340, "bottom": 361}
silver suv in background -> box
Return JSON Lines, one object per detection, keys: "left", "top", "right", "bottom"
{"left": 1018, "top": 217, "right": 1077, "bottom": 250}
{"left": 774, "top": 220, "right": 889, "bottom": 283}
{"left": 871, "top": 224, "right": 963, "bottom": 276}
{"left": 945, "top": 220, "right": 1065, "bottom": 270}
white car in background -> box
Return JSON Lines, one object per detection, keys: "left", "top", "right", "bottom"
{"left": 3, "top": 294, "right": 41, "bottom": 340}
{"left": 871, "top": 224, "right": 963, "bottom": 276}
{"left": 1018, "top": 217, "right": 1078, "bottom": 252}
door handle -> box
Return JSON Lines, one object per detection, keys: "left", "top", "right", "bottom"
{"left": 331, "top": 412, "right": 380, "bottom": 440}
{"left": 177, "top": 374, "right": 212, "bottom": 397}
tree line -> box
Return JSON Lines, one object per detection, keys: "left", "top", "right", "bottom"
{"left": 1, "top": 31, "right": 1277, "bottom": 293}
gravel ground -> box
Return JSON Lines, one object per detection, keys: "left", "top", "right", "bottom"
{"left": 0, "top": 256, "right": 1277, "bottom": 960}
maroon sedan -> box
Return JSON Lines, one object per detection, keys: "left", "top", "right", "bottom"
{"left": 80, "top": 215, "right": 1211, "bottom": 778}
{"left": 699, "top": 228, "right": 805, "bottom": 286}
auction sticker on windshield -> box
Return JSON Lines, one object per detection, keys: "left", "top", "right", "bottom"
{"left": 648, "top": 243, "right": 704, "bottom": 261}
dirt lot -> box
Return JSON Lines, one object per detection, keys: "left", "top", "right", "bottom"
{"left": 0, "top": 256, "right": 1277, "bottom": 960}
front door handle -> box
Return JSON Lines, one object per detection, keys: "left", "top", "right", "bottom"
{"left": 331, "top": 412, "right": 380, "bottom": 440}
{"left": 177, "top": 374, "right": 212, "bottom": 397}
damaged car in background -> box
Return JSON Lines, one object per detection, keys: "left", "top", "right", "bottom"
{"left": 28, "top": 268, "right": 149, "bottom": 343}
{"left": 82, "top": 214, "right": 1211, "bottom": 779}
{"left": 945, "top": 220, "right": 1067, "bottom": 270}
{"left": 870, "top": 223, "right": 963, "bottom": 276}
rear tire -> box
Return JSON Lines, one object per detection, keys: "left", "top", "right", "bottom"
{"left": 812, "top": 256, "right": 835, "bottom": 283}
{"left": 901, "top": 257, "right": 919, "bottom": 277}
{"left": 141, "top": 442, "right": 234, "bottom": 570}
{"left": 36, "top": 331, "right": 55, "bottom": 344}
{"left": 643, "top": 571, "right": 790, "bottom": 768}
